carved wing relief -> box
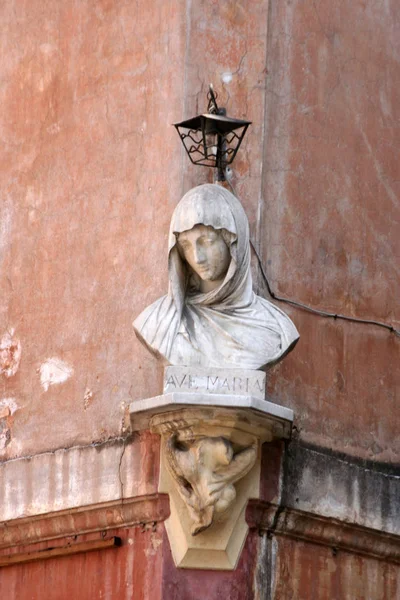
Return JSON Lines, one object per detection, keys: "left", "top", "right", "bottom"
{"left": 165, "top": 433, "right": 257, "bottom": 535}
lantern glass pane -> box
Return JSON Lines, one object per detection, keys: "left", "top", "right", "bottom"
{"left": 205, "top": 133, "right": 218, "bottom": 160}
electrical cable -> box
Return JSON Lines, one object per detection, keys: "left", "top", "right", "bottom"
{"left": 224, "top": 177, "right": 400, "bottom": 338}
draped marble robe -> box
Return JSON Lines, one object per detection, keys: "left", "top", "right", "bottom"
{"left": 134, "top": 184, "right": 299, "bottom": 370}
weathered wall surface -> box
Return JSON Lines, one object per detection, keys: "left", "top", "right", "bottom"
{"left": 0, "top": 514, "right": 262, "bottom": 600}
{"left": 284, "top": 442, "right": 400, "bottom": 536}
{"left": 0, "top": 526, "right": 165, "bottom": 600}
{"left": 1, "top": 520, "right": 398, "bottom": 600}
{"left": 0, "top": 0, "right": 186, "bottom": 459}
{"left": 262, "top": 0, "right": 400, "bottom": 462}
{"left": 0, "top": 434, "right": 159, "bottom": 524}
{"left": 272, "top": 537, "right": 400, "bottom": 600}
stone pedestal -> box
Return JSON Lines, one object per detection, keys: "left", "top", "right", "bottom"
{"left": 129, "top": 367, "right": 293, "bottom": 570}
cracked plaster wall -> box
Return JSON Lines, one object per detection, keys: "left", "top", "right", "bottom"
{"left": 0, "top": 434, "right": 159, "bottom": 523}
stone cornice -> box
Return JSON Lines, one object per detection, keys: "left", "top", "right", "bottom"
{"left": 0, "top": 494, "right": 170, "bottom": 551}
{"left": 246, "top": 500, "right": 400, "bottom": 565}
{"left": 2, "top": 494, "right": 399, "bottom": 566}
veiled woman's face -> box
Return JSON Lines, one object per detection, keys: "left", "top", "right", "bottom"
{"left": 177, "top": 224, "right": 231, "bottom": 292}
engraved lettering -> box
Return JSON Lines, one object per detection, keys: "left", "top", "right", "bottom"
{"left": 221, "top": 378, "right": 230, "bottom": 391}
{"left": 233, "top": 377, "right": 243, "bottom": 392}
{"left": 176, "top": 374, "right": 187, "bottom": 387}
{"left": 207, "top": 376, "right": 219, "bottom": 389}
{"left": 165, "top": 368, "right": 265, "bottom": 398}
{"left": 189, "top": 375, "right": 198, "bottom": 390}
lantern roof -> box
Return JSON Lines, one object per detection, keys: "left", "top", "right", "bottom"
{"left": 174, "top": 113, "right": 251, "bottom": 133}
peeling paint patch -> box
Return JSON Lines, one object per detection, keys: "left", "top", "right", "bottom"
{"left": 144, "top": 531, "right": 163, "bottom": 557}
{"left": 40, "top": 358, "right": 73, "bottom": 392}
{"left": 46, "top": 122, "right": 61, "bottom": 135}
{"left": 0, "top": 331, "right": 21, "bottom": 377}
{"left": 151, "top": 531, "right": 162, "bottom": 551}
{"left": 0, "top": 406, "right": 10, "bottom": 420}
{"left": 0, "top": 421, "right": 11, "bottom": 451}
{"left": 84, "top": 388, "right": 93, "bottom": 409}
{"left": 0, "top": 397, "right": 18, "bottom": 416}
{"left": 221, "top": 71, "right": 233, "bottom": 84}
{"left": 0, "top": 197, "right": 13, "bottom": 269}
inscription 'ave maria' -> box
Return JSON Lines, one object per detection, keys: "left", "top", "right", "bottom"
{"left": 163, "top": 366, "right": 266, "bottom": 400}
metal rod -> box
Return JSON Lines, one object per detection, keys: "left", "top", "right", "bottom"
{"left": 216, "top": 134, "right": 226, "bottom": 181}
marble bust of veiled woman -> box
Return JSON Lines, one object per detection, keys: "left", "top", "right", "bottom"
{"left": 134, "top": 184, "right": 299, "bottom": 370}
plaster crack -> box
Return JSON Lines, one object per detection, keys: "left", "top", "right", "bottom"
{"left": 118, "top": 438, "right": 128, "bottom": 501}
{"left": 312, "top": 1, "right": 335, "bottom": 45}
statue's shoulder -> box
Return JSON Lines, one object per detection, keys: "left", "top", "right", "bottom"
{"left": 255, "top": 294, "right": 300, "bottom": 343}
{"left": 133, "top": 294, "right": 179, "bottom": 362}
{"left": 133, "top": 295, "right": 169, "bottom": 334}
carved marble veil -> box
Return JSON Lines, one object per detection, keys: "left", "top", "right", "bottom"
{"left": 133, "top": 184, "right": 299, "bottom": 369}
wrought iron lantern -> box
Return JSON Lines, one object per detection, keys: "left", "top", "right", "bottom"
{"left": 174, "top": 85, "right": 251, "bottom": 181}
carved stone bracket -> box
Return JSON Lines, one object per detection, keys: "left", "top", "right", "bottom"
{"left": 163, "top": 429, "right": 257, "bottom": 536}
{"left": 130, "top": 367, "right": 294, "bottom": 570}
